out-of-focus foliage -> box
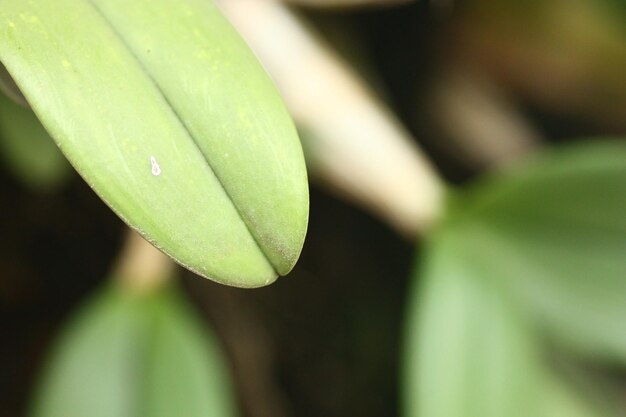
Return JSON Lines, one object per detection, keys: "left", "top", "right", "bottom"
{"left": 451, "top": 0, "right": 626, "bottom": 128}
{"left": 0, "top": 0, "right": 308, "bottom": 288}
{"left": 451, "top": 141, "right": 626, "bottom": 364}
{"left": 404, "top": 233, "right": 543, "bottom": 417}
{"left": 29, "top": 283, "right": 236, "bottom": 417}
{"left": 0, "top": 92, "right": 70, "bottom": 190}
{"left": 403, "top": 231, "right": 606, "bottom": 417}
{"left": 0, "top": 63, "right": 27, "bottom": 107}
{"left": 404, "top": 141, "right": 626, "bottom": 417}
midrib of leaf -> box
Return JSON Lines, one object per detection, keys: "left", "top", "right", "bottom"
{"left": 85, "top": 0, "right": 277, "bottom": 273}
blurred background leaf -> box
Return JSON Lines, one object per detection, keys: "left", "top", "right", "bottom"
{"left": 0, "top": 92, "right": 71, "bottom": 191}
{"left": 403, "top": 232, "right": 543, "bottom": 417}
{"left": 404, "top": 140, "right": 626, "bottom": 417}
{"left": 403, "top": 230, "right": 614, "bottom": 417}
{"left": 29, "top": 283, "right": 236, "bottom": 417}
{"left": 450, "top": 141, "right": 626, "bottom": 365}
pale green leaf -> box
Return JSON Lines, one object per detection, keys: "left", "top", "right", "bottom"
{"left": 403, "top": 233, "right": 543, "bottom": 417}
{"left": 30, "top": 284, "right": 236, "bottom": 417}
{"left": 403, "top": 231, "right": 613, "bottom": 417}
{"left": 0, "top": 91, "right": 71, "bottom": 190}
{"left": 0, "top": 0, "right": 309, "bottom": 287}
{"left": 143, "top": 290, "right": 236, "bottom": 417}
{"left": 449, "top": 141, "right": 626, "bottom": 364}
{"left": 403, "top": 141, "right": 625, "bottom": 417}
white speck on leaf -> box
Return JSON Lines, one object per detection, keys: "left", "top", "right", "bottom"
{"left": 150, "top": 156, "right": 161, "bottom": 176}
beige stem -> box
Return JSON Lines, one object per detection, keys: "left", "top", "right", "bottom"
{"left": 218, "top": 0, "right": 445, "bottom": 237}
{"left": 429, "top": 68, "right": 541, "bottom": 168}
{"left": 282, "top": 0, "right": 413, "bottom": 8}
{"left": 114, "top": 229, "right": 175, "bottom": 293}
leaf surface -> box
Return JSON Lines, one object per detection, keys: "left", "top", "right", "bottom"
{"left": 404, "top": 231, "right": 614, "bottom": 417}
{"left": 403, "top": 233, "right": 543, "bottom": 417}
{"left": 404, "top": 141, "right": 626, "bottom": 417}
{"left": 450, "top": 141, "right": 626, "bottom": 364}
{"left": 30, "top": 284, "right": 236, "bottom": 417}
{"left": 0, "top": 0, "right": 309, "bottom": 287}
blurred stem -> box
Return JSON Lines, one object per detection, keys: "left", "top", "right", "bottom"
{"left": 429, "top": 67, "right": 541, "bottom": 168}
{"left": 282, "top": 0, "right": 413, "bottom": 9}
{"left": 114, "top": 230, "right": 175, "bottom": 293}
{"left": 449, "top": 0, "right": 626, "bottom": 130}
{"left": 219, "top": 0, "right": 445, "bottom": 237}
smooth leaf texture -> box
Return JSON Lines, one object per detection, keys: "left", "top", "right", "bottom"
{"left": 0, "top": 91, "right": 70, "bottom": 189}
{"left": 30, "top": 284, "right": 236, "bottom": 417}
{"left": 403, "top": 232, "right": 543, "bottom": 417}
{"left": 0, "top": 0, "right": 309, "bottom": 287}
{"left": 447, "top": 141, "right": 626, "bottom": 364}
{"left": 403, "top": 231, "right": 612, "bottom": 417}
{"left": 403, "top": 141, "right": 625, "bottom": 417}
{"left": 541, "top": 376, "right": 611, "bottom": 417}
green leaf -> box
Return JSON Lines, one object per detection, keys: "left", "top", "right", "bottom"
{"left": 403, "top": 141, "right": 626, "bottom": 417}
{"left": 143, "top": 289, "right": 236, "bottom": 417}
{"left": 30, "top": 284, "right": 236, "bottom": 417}
{"left": 403, "top": 231, "right": 612, "bottom": 417}
{"left": 0, "top": 0, "right": 309, "bottom": 287}
{"left": 447, "top": 141, "right": 626, "bottom": 364}
{"left": 0, "top": 91, "right": 71, "bottom": 190}
{"left": 403, "top": 233, "right": 543, "bottom": 417}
